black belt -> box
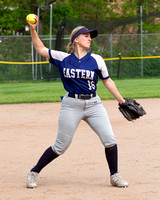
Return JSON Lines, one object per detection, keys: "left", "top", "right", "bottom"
{"left": 68, "top": 92, "right": 96, "bottom": 100}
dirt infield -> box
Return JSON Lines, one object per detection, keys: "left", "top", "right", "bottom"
{"left": 0, "top": 98, "right": 160, "bottom": 200}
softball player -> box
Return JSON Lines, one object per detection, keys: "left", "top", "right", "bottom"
{"left": 26, "top": 16, "right": 128, "bottom": 188}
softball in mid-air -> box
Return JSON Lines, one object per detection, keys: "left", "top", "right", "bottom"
{"left": 26, "top": 14, "right": 36, "bottom": 24}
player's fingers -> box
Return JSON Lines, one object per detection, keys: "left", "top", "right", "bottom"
{"left": 35, "top": 15, "right": 38, "bottom": 20}
{"left": 34, "top": 15, "right": 38, "bottom": 24}
{"left": 26, "top": 19, "right": 38, "bottom": 30}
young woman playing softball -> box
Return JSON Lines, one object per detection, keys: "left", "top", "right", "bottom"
{"left": 26, "top": 15, "right": 128, "bottom": 188}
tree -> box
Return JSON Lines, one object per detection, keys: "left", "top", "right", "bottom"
{"left": 0, "top": 0, "right": 160, "bottom": 35}
{"left": 0, "top": 0, "right": 65, "bottom": 35}
{"left": 118, "top": 0, "right": 160, "bottom": 33}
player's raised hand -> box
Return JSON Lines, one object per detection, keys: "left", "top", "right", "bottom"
{"left": 26, "top": 14, "right": 38, "bottom": 30}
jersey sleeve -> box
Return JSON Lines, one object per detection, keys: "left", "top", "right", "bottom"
{"left": 49, "top": 49, "right": 69, "bottom": 65}
{"left": 91, "top": 53, "right": 109, "bottom": 80}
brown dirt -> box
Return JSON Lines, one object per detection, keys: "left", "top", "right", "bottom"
{"left": 0, "top": 98, "right": 160, "bottom": 200}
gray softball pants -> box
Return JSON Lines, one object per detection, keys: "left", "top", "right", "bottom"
{"left": 52, "top": 93, "right": 117, "bottom": 155}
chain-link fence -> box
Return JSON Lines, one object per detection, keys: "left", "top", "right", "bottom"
{"left": 0, "top": 33, "right": 160, "bottom": 81}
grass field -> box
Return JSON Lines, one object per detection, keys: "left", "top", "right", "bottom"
{"left": 0, "top": 77, "right": 159, "bottom": 104}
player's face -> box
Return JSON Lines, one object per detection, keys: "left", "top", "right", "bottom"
{"left": 76, "top": 33, "right": 92, "bottom": 49}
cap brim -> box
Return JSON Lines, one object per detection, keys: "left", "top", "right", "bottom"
{"left": 90, "top": 30, "right": 98, "bottom": 38}
{"left": 84, "top": 29, "right": 98, "bottom": 38}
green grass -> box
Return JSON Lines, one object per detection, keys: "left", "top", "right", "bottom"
{"left": 98, "top": 77, "right": 160, "bottom": 100}
{"left": 0, "top": 81, "right": 65, "bottom": 104}
{"left": 0, "top": 78, "right": 159, "bottom": 104}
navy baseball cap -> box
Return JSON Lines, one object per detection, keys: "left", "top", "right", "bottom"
{"left": 71, "top": 27, "right": 98, "bottom": 43}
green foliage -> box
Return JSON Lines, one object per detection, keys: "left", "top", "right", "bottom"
{"left": 68, "top": 0, "right": 111, "bottom": 20}
{"left": 1, "top": 0, "right": 160, "bottom": 35}
{"left": 0, "top": 0, "right": 42, "bottom": 34}
{"left": 43, "top": 4, "right": 77, "bottom": 35}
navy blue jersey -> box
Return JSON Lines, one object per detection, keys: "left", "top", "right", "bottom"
{"left": 49, "top": 50, "right": 109, "bottom": 94}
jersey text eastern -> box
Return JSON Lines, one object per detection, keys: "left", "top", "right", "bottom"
{"left": 63, "top": 68, "right": 95, "bottom": 80}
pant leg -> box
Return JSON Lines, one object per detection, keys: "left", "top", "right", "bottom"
{"left": 84, "top": 96, "right": 118, "bottom": 175}
{"left": 52, "top": 94, "right": 85, "bottom": 155}
{"left": 84, "top": 95, "right": 117, "bottom": 147}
